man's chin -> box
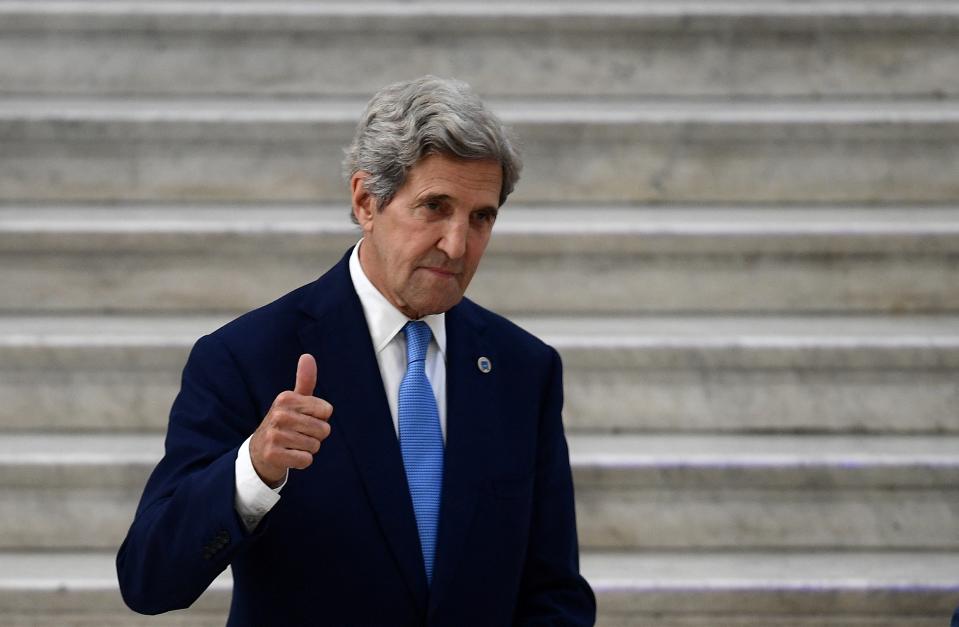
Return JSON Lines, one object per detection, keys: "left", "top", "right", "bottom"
{"left": 408, "top": 292, "right": 465, "bottom": 317}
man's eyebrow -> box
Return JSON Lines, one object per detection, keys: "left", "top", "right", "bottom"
{"left": 416, "top": 192, "right": 452, "bottom": 204}
{"left": 416, "top": 192, "right": 498, "bottom": 215}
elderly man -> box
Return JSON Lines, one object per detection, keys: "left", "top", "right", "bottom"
{"left": 117, "top": 76, "right": 596, "bottom": 626}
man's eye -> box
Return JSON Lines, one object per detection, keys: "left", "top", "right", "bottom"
{"left": 424, "top": 201, "right": 441, "bottom": 211}
{"left": 473, "top": 211, "right": 495, "bottom": 224}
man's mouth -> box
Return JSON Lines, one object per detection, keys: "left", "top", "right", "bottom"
{"left": 422, "top": 266, "right": 458, "bottom": 278}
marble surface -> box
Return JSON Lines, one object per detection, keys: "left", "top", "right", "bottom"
{"left": 3, "top": 100, "right": 959, "bottom": 204}
{"left": 0, "top": 3, "right": 958, "bottom": 101}
{"left": 0, "top": 432, "right": 956, "bottom": 550}
{"left": 1, "top": 314, "right": 956, "bottom": 432}
{"left": 1, "top": 550, "right": 957, "bottom": 623}
{"left": 1, "top": 206, "right": 957, "bottom": 315}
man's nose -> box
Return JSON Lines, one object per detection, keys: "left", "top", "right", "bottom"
{"left": 437, "top": 216, "right": 468, "bottom": 260}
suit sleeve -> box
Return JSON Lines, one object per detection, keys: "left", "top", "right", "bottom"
{"left": 116, "top": 333, "right": 266, "bottom": 615}
{"left": 513, "top": 347, "right": 597, "bottom": 626}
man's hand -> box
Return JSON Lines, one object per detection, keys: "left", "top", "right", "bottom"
{"left": 249, "top": 354, "right": 333, "bottom": 487}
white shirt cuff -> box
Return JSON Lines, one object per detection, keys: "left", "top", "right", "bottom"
{"left": 234, "top": 434, "right": 286, "bottom": 532}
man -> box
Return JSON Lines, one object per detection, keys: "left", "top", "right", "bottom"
{"left": 117, "top": 76, "right": 596, "bottom": 626}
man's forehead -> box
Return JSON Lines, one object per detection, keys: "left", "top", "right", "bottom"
{"left": 406, "top": 155, "right": 502, "bottom": 196}
{"left": 404, "top": 157, "right": 503, "bottom": 207}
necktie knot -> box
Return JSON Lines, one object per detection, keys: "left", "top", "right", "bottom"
{"left": 404, "top": 321, "right": 431, "bottom": 365}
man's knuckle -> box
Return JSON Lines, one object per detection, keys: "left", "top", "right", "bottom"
{"left": 269, "top": 410, "right": 293, "bottom": 429}
{"left": 310, "top": 400, "right": 331, "bottom": 418}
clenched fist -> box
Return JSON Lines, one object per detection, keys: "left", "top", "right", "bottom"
{"left": 250, "top": 354, "right": 333, "bottom": 487}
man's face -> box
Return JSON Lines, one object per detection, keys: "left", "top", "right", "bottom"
{"left": 352, "top": 153, "right": 502, "bottom": 319}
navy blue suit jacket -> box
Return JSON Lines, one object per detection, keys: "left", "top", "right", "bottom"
{"left": 117, "top": 249, "right": 596, "bottom": 626}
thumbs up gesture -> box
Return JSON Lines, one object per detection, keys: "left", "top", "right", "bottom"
{"left": 250, "top": 354, "right": 333, "bottom": 487}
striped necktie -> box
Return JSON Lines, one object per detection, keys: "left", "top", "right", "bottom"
{"left": 398, "top": 320, "right": 444, "bottom": 584}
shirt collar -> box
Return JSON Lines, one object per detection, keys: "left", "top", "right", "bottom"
{"left": 349, "top": 239, "right": 447, "bottom": 358}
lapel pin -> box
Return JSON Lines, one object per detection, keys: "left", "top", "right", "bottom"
{"left": 477, "top": 356, "right": 492, "bottom": 374}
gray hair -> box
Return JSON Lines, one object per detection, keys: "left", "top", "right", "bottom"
{"left": 343, "top": 76, "right": 522, "bottom": 223}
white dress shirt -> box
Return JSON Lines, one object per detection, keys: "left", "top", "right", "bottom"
{"left": 234, "top": 240, "right": 447, "bottom": 532}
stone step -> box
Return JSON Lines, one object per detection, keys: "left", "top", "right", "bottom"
{"left": 572, "top": 433, "right": 959, "bottom": 551}
{"left": 1, "top": 550, "right": 956, "bottom": 626}
{"left": 1, "top": 314, "right": 955, "bottom": 434}
{"left": 588, "top": 550, "right": 959, "bottom": 627}
{"left": 1, "top": 2, "right": 957, "bottom": 99}
{"left": 3, "top": 99, "right": 959, "bottom": 203}
{"left": 0, "top": 551, "right": 229, "bottom": 627}
{"left": 1, "top": 432, "right": 957, "bottom": 551}
{"left": 3, "top": 205, "right": 957, "bottom": 315}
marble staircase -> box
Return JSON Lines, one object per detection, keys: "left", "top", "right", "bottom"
{"left": 1, "top": 1, "right": 958, "bottom": 625}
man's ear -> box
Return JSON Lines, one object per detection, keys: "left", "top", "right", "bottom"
{"left": 350, "top": 172, "right": 376, "bottom": 231}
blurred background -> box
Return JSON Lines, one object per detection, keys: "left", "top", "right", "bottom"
{"left": 1, "top": 1, "right": 958, "bottom": 625}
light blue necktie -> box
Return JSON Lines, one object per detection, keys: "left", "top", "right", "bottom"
{"left": 398, "top": 320, "right": 444, "bottom": 584}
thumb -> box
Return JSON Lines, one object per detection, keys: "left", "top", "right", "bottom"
{"left": 293, "top": 353, "right": 317, "bottom": 396}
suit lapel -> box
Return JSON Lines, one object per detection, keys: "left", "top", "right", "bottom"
{"left": 296, "top": 253, "right": 429, "bottom": 612}
{"left": 429, "top": 301, "right": 498, "bottom": 609}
